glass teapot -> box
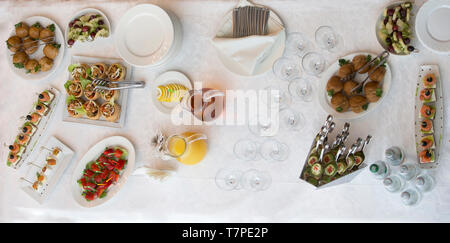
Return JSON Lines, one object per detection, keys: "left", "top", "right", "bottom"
{"left": 152, "top": 131, "right": 208, "bottom": 165}
{"left": 180, "top": 88, "right": 225, "bottom": 122}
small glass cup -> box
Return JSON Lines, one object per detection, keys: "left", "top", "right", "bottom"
{"left": 234, "top": 139, "right": 260, "bottom": 161}
{"left": 262, "top": 84, "right": 292, "bottom": 110}
{"left": 288, "top": 77, "right": 313, "bottom": 102}
{"left": 301, "top": 52, "right": 326, "bottom": 76}
{"left": 272, "top": 56, "right": 301, "bottom": 81}
{"left": 241, "top": 169, "right": 272, "bottom": 191}
{"left": 279, "top": 109, "right": 305, "bottom": 131}
{"left": 315, "top": 26, "right": 339, "bottom": 52}
{"left": 215, "top": 168, "right": 243, "bottom": 191}
{"left": 285, "top": 32, "right": 311, "bottom": 57}
{"left": 259, "top": 138, "right": 290, "bottom": 162}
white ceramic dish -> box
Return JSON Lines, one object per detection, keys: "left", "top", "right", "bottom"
{"left": 62, "top": 55, "right": 132, "bottom": 128}
{"left": 375, "top": 1, "right": 418, "bottom": 56}
{"left": 64, "top": 8, "right": 111, "bottom": 49}
{"left": 21, "top": 136, "right": 74, "bottom": 204}
{"left": 151, "top": 71, "right": 193, "bottom": 114}
{"left": 317, "top": 52, "right": 392, "bottom": 120}
{"left": 414, "top": 65, "right": 444, "bottom": 169}
{"left": 415, "top": 0, "right": 450, "bottom": 55}
{"left": 71, "top": 136, "right": 135, "bottom": 208}
{"left": 215, "top": 0, "right": 286, "bottom": 76}
{"left": 115, "top": 4, "right": 175, "bottom": 67}
{"left": 6, "top": 16, "right": 65, "bottom": 81}
{"left": 8, "top": 87, "right": 61, "bottom": 170}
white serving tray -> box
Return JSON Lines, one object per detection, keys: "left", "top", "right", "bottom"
{"left": 9, "top": 86, "right": 60, "bottom": 170}
{"left": 62, "top": 55, "right": 132, "bottom": 128}
{"left": 414, "top": 64, "right": 444, "bottom": 169}
{"left": 20, "top": 136, "right": 74, "bottom": 204}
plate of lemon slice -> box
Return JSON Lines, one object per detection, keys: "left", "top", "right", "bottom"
{"left": 151, "top": 70, "right": 192, "bottom": 114}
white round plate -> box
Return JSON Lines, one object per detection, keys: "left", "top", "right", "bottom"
{"left": 71, "top": 136, "right": 135, "bottom": 208}
{"left": 375, "top": 1, "right": 418, "bottom": 56}
{"left": 416, "top": 0, "right": 450, "bottom": 55}
{"left": 215, "top": 4, "right": 286, "bottom": 76}
{"left": 317, "top": 52, "right": 392, "bottom": 120}
{"left": 115, "top": 4, "right": 174, "bottom": 68}
{"left": 152, "top": 71, "right": 193, "bottom": 114}
{"left": 6, "top": 16, "right": 65, "bottom": 81}
{"left": 64, "top": 8, "right": 112, "bottom": 49}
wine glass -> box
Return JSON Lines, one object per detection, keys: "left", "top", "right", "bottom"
{"left": 241, "top": 169, "right": 272, "bottom": 191}
{"left": 315, "top": 26, "right": 339, "bottom": 52}
{"left": 234, "top": 139, "right": 260, "bottom": 161}
{"left": 279, "top": 108, "right": 305, "bottom": 131}
{"left": 301, "top": 52, "right": 326, "bottom": 76}
{"left": 262, "top": 84, "right": 292, "bottom": 110}
{"left": 215, "top": 168, "right": 243, "bottom": 191}
{"left": 259, "top": 138, "right": 290, "bottom": 162}
{"left": 288, "top": 77, "right": 313, "bottom": 102}
{"left": 248, "top": 117, "right": 277, "bottom": 137}
{"left": 272, "top": 56, "right": 301, "bottom": 81}
{"left": 285, "top": 32, "right": 311, "bottom": 57}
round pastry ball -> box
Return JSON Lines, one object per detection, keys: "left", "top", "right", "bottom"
{"left": 43, "top": 43, "right": 59, "bottom": 59}
{"left": 352, "top": 55, "right": 371, "bottom": 74}
{"left": 349, "top": 95, "right": 368, "bottom": 113}
{"left": 29, "top": 23, "right": 42, "bottom": 39}
{"left": 343, "top": 80, "right": 358, "bottom": 96}
{"left": 364, "top": 81, "right": 382, "bottom": 103}
{"left": 326, "top": 76, "right": 343, "bottom": 96}
{"left": 337, "top": 63, "right": 354, "bottom": 78}
{"left": 369, "top": 65, "right": 386, "bottom": 82}
{"left": 12, "top": 51, "right": 29, "bottom": 68}
{"left": 25, "top": 59, "right": 40, "bottom": 73}
{"left": 39, "top": 25, "right": 54, "bottom": 43}
{"left": 23, "top": 37, "right": 38, "bottom": 55}
{"left": 330, "top": 93, "right": 350, "bottom": 113}
{"left": 15, "top": 22, "right": 29, "bottom": 38}
{"left": 6, "top": 36, "right": 22, "bottom": 52}
{"left": 38, "top": 56, "right": 53, "bottom": 72}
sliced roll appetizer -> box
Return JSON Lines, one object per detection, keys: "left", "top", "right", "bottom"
{"left": 69, "top": 63, "right": 90, "bottom": 82}
{"left": 83, "top": 100, "right": 101, "bottom": 120}
{"left": 64, "top": 80, "right": 83, "bottom": 98}
{"left": 100, "top": 101, "right": 121, "bottom": 122}
{"left": 107, "top": 63, "right": 126, "bottom": 82}
{"left": 83, "top": 82, "right": 100, "bottom": 100}
{"left": 66, "top": 96, "right": 86, "bottom": 118}
{"left": 100, "top": 84, "right": 120, "bottom": 101}
{"left": 90, "top": 63, "right": 108, "bottom": 79}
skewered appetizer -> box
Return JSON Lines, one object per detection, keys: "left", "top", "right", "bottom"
{"left": 77, "top": 147, "right": 128, "bottom": 201}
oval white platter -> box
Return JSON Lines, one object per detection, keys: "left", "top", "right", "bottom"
{"left": 151, "top": 71, "right": 193, "bottom": 114}
{"left": 115, "top": 4, "right": 174, "bottom": 68}
{"left": 317, "top": 52, "right": 392, "bottom": 120}
{"left": 71, "top": 136, "right": 135, "bottom": 208}
{"left": 64, "top": 8, "right": 112, "bottom": 49}
{"left": 6, "top": 16, "right": 65, "bottom": 81}
{"left": 414, "top": 64, "right": 444, "bottom": 169}
{"left": 415, "top": 0, "right": 450, "bottom": 55}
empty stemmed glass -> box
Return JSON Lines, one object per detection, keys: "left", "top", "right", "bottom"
{"left": 215, "top": 168, "right": 243, "bottom": 191}
{"left": 234, "top": 139, "right": 261, "bottom": 161}
{"left": 241, "top": 169, "right": 272, "bottom": 191}
{"left": 285, "top": 32, "right": 311, "bottom": 57}
{"left": 301, "top": 52, "right": 326, "bottom": 76}
{"left": 315, "top": 26, "right": 340, "bottom": 52}
{"left": 279, "top": 108, "right": 305, "bottom": 131}
{"left": 288, "top": 77, "right": 313, "bottom": 102}
{"left": 272, "top": 56, "right": 301, "bottom": 81}
{"left": 262, "top": 84, "right": 292, "bottom": 110}
{"left": 259, "top": 138, "right": 290, "bottom": 162}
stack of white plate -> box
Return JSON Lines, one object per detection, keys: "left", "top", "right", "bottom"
{"left": 115, "top": 4, "right": 183, "bottom": 68}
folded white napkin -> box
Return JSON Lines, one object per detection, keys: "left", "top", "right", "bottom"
{"left": 212, "top": 29, "right": 284, "bottom": 75}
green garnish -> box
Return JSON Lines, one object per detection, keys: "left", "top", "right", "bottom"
{"left": 366, "top": 55, "right": 372, "bottom": 62}
{"left": 15, "top": 22, "right": 22, "bottom": 28}
{"left": 362, "top": 103, "right": 369, "bottom": 110}
{"left": 66, "top": 94, "right": 76, "bottom": 104}
{"left": 336, "top": 107, "right": 343, "bottom": 112}
{"left": 68, "top": 64, "right": 79, "bottom": 72}
{"left": 6, "top": 40, "right": 11, "bottom": 48}
{"left": 34, "top": 64, "right": 41, "bottom": 72}
{"left": 338, "top": 59, "right": 350, "bottom": 66}
{"left": 14, "top": 63, "right": 24, "bottom": 69}
{"left": 32, "top": 22, "right": 41, "bottom": 28}
{"left": 53, "top": 43, "right": 61, "bottom": 49}
{"left": 376, "top": 88, "right": 383, "bottom": 97}
{"left": 48, "top": 24, "right": 55, "bottom": 32}
{"left": 328, "top": 90, "right": 334, "bottom": 97}
{"left": 80, "top": 77, "right": 91, "bottom": 89}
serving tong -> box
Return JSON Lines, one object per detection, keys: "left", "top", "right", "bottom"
{"left": 92, "top": 78, "right": 145, "bottom": 91}
{"left": 350, "top": 51, "right": 390, "bottom": 94}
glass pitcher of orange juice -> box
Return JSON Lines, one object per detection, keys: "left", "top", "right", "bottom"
{"left": 153, "top": 131, "right": 208, "bottom": 165}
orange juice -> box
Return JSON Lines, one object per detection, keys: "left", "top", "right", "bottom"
{"left": 167, "top": 132, "right": 208, "bottom": 165}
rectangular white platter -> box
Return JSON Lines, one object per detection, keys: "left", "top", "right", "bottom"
{"left": 20, "top": 136, "right": 75, "bottom": 204}
{"left": 414, "top": 64, "right": 444, "bottom": 169}
{"left": 9, "top": 86, "right": 61, "bottom": 170}
{"left": 62, "top": 55, "right": 132, "bottom": 128}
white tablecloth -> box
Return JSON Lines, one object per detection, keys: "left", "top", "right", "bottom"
{"left": 1, "top": 0, "right": 449, "bottom": 223}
